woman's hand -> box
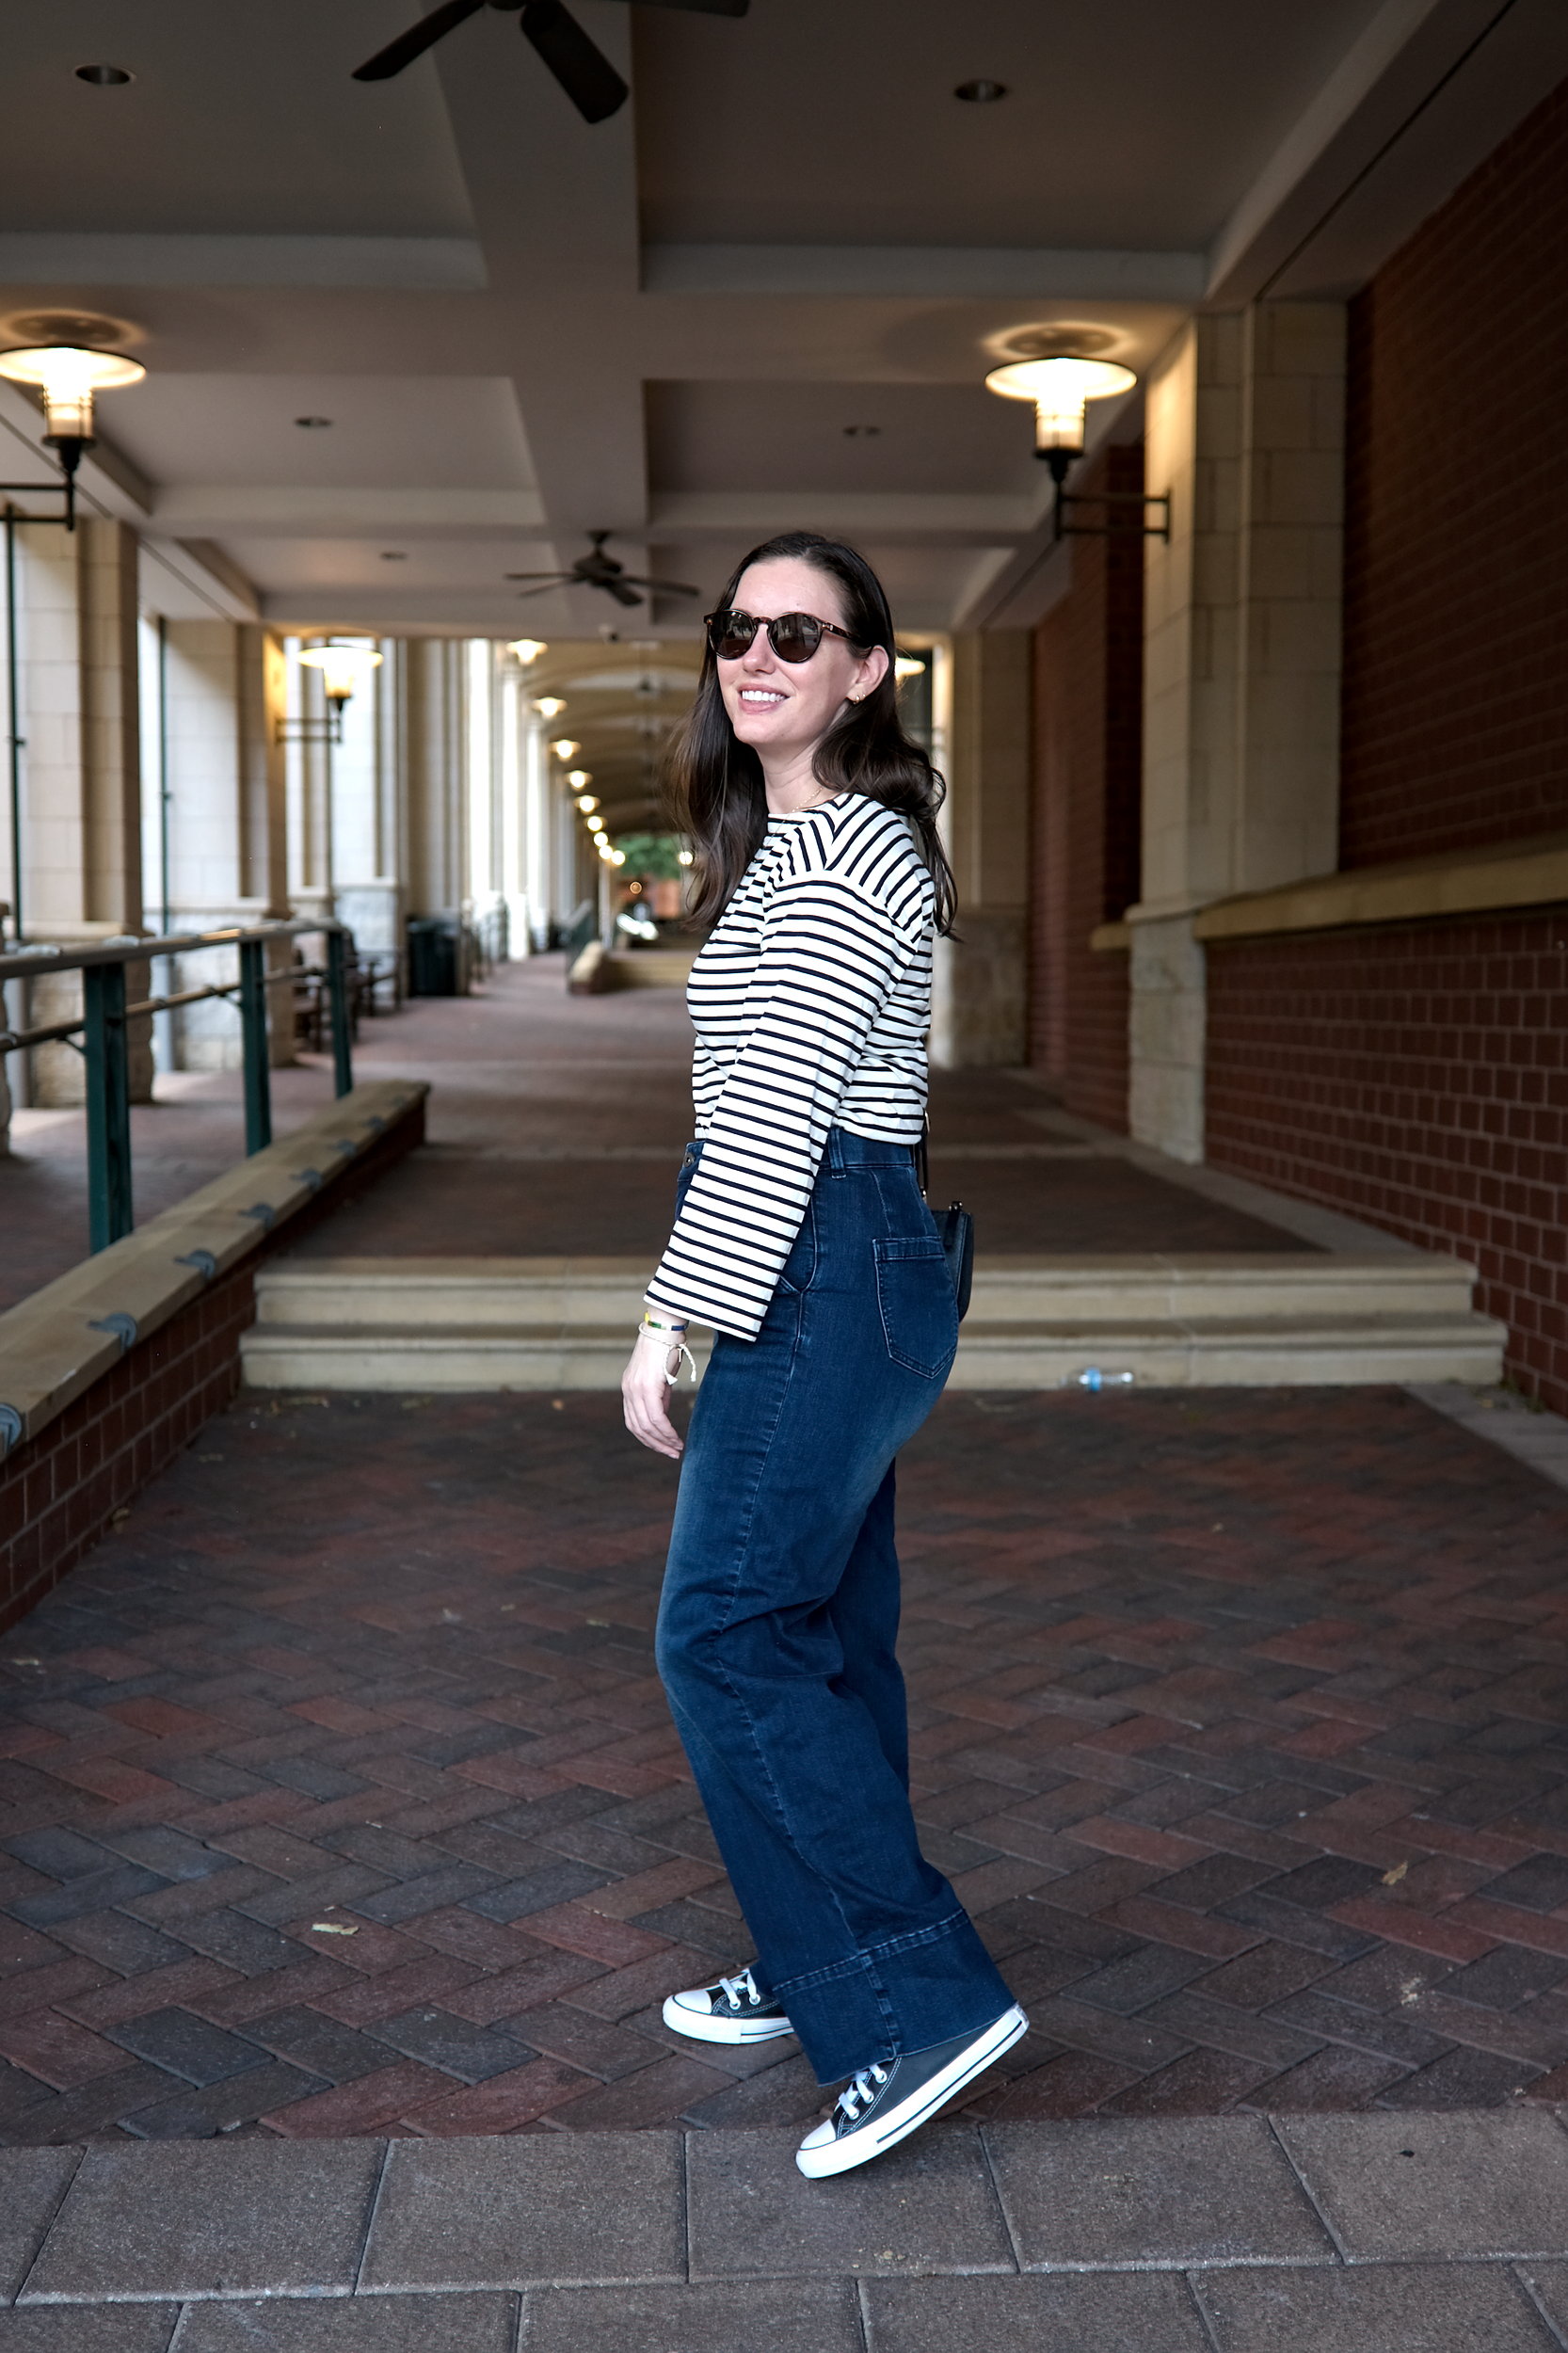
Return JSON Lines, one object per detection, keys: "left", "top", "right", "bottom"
{"left": 622, "top": 1330, "right": 687, "bottom": 1459}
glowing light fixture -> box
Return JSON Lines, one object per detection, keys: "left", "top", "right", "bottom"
{"left": 0, "top": 341, "right": 146, "bottom": 528}
{"left": 984, "top": 351, "right": 1169, "bottom": 542}
{"left": 552, "top": 738, "right": 580, "bottom": 760}
{"left": 567, "top": 769, "right": 591, "bottom": 791}
{"left": 894, "top": 654, "right": 927, "bottom": 681}
{"left": 578, "top": 794, "right": 599, "bottom": 813}
{"left": 508, "top": 638, "right": 547, "bottom": 664}
{"left": 611, "top": 849, "right": 626, "bottom": 866}
{"left": 984, "top": 356, "right": 1135, "bottom": 477}
{"left": 533, "top": 696, "right": 567, "bottom": 719}
{"left": 296, "top": 638, "right": 383, "bottom": 710}
{"left": 284, "top": 638, "right": 383, "bottom": 743}
{"left": 678, "top": 849, "right": 694, "bottom": 867}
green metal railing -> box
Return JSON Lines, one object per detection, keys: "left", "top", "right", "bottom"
{"left": 0, "top": 917, "right": 353, "bottom": 1254}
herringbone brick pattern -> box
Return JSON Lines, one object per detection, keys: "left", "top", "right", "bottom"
{"left": 2, "top": 1385, "right": 1568, "bottom": 2141}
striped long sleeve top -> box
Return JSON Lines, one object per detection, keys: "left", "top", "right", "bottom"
{"left": 645, "top": 791, "right": 935, "bottom": 1341}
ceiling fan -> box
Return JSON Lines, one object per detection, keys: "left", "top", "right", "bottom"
{"left": 506, "top": 532, "right": 700, "bottom": 610}
{"left": 354, "top": 0, "right": 747, "bottom": 126}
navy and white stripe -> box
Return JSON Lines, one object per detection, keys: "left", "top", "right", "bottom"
{"left": 646, "top": 792, "right": 935, "bottom": 1341}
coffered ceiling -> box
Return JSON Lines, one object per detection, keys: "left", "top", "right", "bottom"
{"left": 0, "top": 0, "right": 1562, "bottom": 640}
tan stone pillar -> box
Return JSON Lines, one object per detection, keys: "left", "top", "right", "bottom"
{"left": 402, "top": 637, "right": 466, "bottom": 918}
{"left": 1128, "top": 302, "right": 1346, "bottom": 1160}
{"left": 931, "top": 630, "right": 1031, "bottom": 1068}
{"left": 24, "top": 520, "right": 152, "bottom": 1105}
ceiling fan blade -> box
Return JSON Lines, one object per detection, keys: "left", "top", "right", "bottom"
{"left": 352, "top": 0, "right": 488, "bottom": 80}
{"left": 504, "top": 569, "right": 574, "bottom": 582}
{"left": 520, "top": 1, "right": 629, "bottom": 122}
{"left": 602, "top": 580, "right": 645, "bottom": 607}
{"left": 619, "top": 574, "right": 700, "bottom": 597}
{"left": 513, "top": 581, "right": 570, "bottom": 599}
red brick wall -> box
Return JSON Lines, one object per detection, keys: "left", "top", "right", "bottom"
{"left": 1203, "top": 80, "right": 1568, "bottom": 1406}
{"left": 1206, "top": 912, "right": 1568, "bottom": 1413}
{"left": 0, "top": 1099, "right": 425, "bottom": 1637}
{"left": 1339, "top": 77, "right": 1568, "bottom": 869}
{"left": 0, "top": 1267, "right": 255, "bottom": 1636}
{"left": 1029, "top": 441, "right": 1144, "bottom": 1128}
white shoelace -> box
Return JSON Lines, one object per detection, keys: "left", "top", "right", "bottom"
{"left": 717, "top": 1966, "right": 763, "bottom": 2010}
{"left": 835, "top": 2061, "right": 889, "bottom": 2127}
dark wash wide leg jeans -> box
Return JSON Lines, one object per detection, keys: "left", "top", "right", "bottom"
{"left": 655, "top": 1127, "right": 1016, "bottom": 2084}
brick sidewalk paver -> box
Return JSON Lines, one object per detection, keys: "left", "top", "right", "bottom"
{"left": 3, "top": 1385, "right": 1568, "bottom": 2141}
{"left": 7, "top": 2112, "right": 1568, "bottom": 2350}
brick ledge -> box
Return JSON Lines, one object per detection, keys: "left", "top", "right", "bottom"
{"left": 0, "top": 1078, "right": 426, "bottom": 1456}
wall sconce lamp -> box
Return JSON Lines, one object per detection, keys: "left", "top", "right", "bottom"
{"left": 508, "top": 637, "right": 547, "bottom": 664}
{"left": 533, "top": 695, "right": 567, "bottom": 719}
{"left": 893, "top": 654, "right": 927, "bottom": 681}
{"left": 984, "top": 356, "right": 1169, "bottom": 542}
{"left": 552, "top": 737, "right": 580, "bottom": 761}
{"left": 567, "top": 768, "right": 591, "bottom": 791}
{"left": 280, "top": 638, "right": 383, "bottom": 744}
{"left": 577, "top": 794, "right": 599, "bottom": 813}
{"left": 0, "top": 342, "right": 146, "bottom": 529}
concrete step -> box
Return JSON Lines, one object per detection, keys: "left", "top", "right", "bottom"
{"left": 254, "top": 1252, "right": 1481, "bottom": 1329}
{"left": 244, "top": 1253, "right": 1507, "bottom": 1391}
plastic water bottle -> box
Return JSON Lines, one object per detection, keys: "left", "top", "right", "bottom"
{"left": 1069, "top": 1368, "right": 1136, "bottom": 1391}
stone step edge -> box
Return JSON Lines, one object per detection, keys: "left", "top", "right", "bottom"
{"left": 241, "top": 1327, "right": 1506, "bottom": 1391}
{"left": 260, "top": 1249, "right": 1476, "bottom": 1285}
{"left": 243, "top": 1314, "right": 1506, "bottom": 1346}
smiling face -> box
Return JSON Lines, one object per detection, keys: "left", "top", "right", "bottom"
{"left": 715, "top": 556, "right": 888, "bottom": 795}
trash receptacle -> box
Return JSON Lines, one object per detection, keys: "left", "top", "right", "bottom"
{"left": 406, "top": 915, "right": 458, "bottom": 996}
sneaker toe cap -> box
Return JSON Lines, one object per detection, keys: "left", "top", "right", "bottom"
{"left": 797, "top": 2119, "right": 836, "bottom": 2152}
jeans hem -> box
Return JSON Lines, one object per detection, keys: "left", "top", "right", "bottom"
{"left": 769, "top": 1907, "right": 971, "bottom": 2002}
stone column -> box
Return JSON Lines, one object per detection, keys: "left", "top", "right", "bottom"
{"left": 930, "top": 629, "right": 1030, "bottom": 1068}
{"left": 331, "top": 639, "right": 405, "bottom": 986}
{"left": 403, "top": 637, "right": 465, "bottom": 919}
{"left": 24, "top": 520, "right": 152, "bottom": 1105}
{"left": 1128, "top": 302, "right": 1346, "bottom": 1161}
{"left": 161, "top": 619, "right": 258, "bottom": 1072}
{"left": 497, "top": 667, "right": 521, "bottom": 953}
{"left": 237, "top": 626, "right": 295, "bottom": 1064}
{"left": 520, "top": 714, "right": 553, "bottom": 949}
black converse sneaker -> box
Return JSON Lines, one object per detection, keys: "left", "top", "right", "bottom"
{"left": 795, "top": 2005, "right": 1028, "bottom": 2178}
{"left": 663, "top": 1965, "right": 796, "bottom": 2046}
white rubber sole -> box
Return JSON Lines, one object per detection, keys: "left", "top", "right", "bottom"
{"left": 794, "top": 2005, "right": 1030, "bottom": 2179}
{"left": 662, "top": 1993, "right": 797, "bottom": 2046}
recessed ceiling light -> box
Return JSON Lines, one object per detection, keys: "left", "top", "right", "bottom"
{"left": 843, "top": 424, "right": 881, "bottom": 439}
{"left": 955, "top": 79, "right": 1007, "bottom": 103}
{"left": 296, "top": 415, "right": 332, "bottom": 428}
{"left": 380, "top": 550, "right": 408, "bottom": 561}
{"left": 75, "top": 63, "right": 134, "bottom": 86}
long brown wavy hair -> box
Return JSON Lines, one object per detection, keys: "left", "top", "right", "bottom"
{"left": 664, "top": 531, "right": 956, "bottom": 935}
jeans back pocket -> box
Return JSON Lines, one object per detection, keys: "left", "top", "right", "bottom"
{"left": 873, "top": 1235, "right": 959, "bottom": 1380}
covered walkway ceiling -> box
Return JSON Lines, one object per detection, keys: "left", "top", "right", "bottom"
{"left": 0, "top": 0, "right": 1563, "bottom": 637}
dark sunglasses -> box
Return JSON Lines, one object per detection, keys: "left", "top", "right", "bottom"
{"left": 705, "top": 608, "right": 861, "bottom": 664}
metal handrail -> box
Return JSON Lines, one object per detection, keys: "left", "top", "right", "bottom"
{"left": 0, "top": 916, "right": 356, "bottom": 1254}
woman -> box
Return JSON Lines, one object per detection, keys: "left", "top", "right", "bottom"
{"left": 622, "top": 532, "right": 1025, "bottom": 2179}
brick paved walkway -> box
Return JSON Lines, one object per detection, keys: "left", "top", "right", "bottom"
{"left": 2, "top": 959, "right": 1314, "bottom": 1314}
{"left": 4, "top": 1384, "right": 1568, "bottom": 2143}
